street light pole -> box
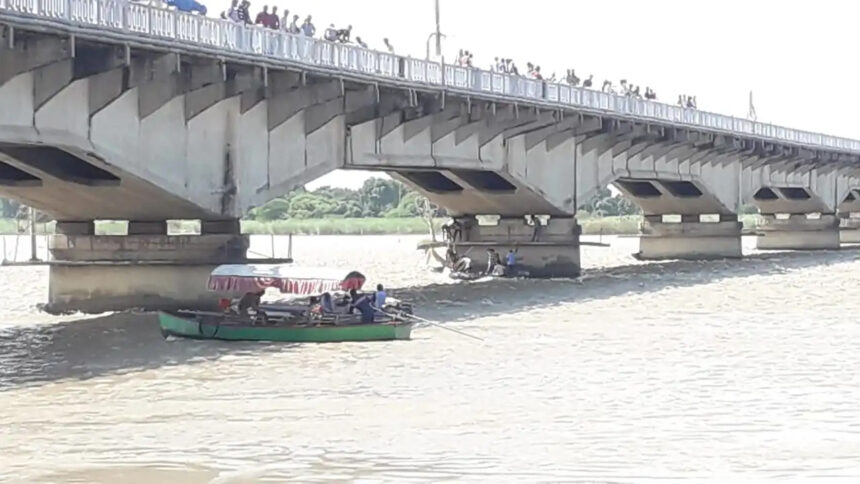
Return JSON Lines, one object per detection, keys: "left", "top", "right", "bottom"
{"left": 434, "top": 0, "right": 441, "bottom": 56}
{"left": 426, "top": 0, "right": 445, "bottom": 60}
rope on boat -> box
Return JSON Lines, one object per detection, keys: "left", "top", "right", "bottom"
{"left": 383, "top": 310, "right": 485, "bottom": 342}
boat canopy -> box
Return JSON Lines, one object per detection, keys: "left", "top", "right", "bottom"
{"left": 207, "top": 264, "right": 366, "bottom": 295}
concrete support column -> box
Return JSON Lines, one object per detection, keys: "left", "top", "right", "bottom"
{"left": 45, "top": 220, "right": 250, "bottom": 313}
{"left": 128, "top": 220, "right": 168, "bottom": 235}
{"left": 456, "top": 216, "right": 581, "bottom": 277}
{"left": 636, "top": 216, "right": 743, "bottom": 260}
{"left": 756, "top": 214, "right": 840, "bottom": 250}
{"left": 45, "top": 264, "right": 223, "bottom": 314}
{"left": 56, "top": 221, "right": 95, "bottom": 235}
{"left": 839, "top": 214, "right": 860, "bottom": 244}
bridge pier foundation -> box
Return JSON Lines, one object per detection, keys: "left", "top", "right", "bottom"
{"left": 455, "top": 216, "right": 581, "bottom": 278}
{"left": 756, "top": 214, "right": 840, "bottom": 251}
{"left": 44, "top": 219, "right": 249, "bottom": 314}
{"left": 635, "top": 214, "right": 743, "bottom": 260}
{"left": 839, "top": 215, "right": 860, "bottom": 244}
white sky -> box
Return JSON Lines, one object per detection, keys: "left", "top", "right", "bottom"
{"left": 284, "top": 0, "right": 857, "bottom": 189}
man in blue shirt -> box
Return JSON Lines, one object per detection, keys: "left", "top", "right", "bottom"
{"left": 373, "top": 284, "right": 387, "bottom": 309}
{"left": 506, "top": 249, "right": 517, "bottom": 267}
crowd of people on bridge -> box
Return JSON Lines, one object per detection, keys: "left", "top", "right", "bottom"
{"left": 456, "top": 48, "right": 701, "bottom": 109}
{"left": 216, "top": 2, "right": 393, "bottom": 53}
{"left": 143, "top": 0, "right": 700, "bottom": 110}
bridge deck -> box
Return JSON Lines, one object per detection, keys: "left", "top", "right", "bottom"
{"left": 2, "top": 0, "right": 859, "bottom": 156}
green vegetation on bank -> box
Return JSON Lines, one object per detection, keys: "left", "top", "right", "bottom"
{"left": 0, "top": 214, "right": 764, "bottom": 236}
{"left": 0, "top": 181, "right": 766, "bottom": 236}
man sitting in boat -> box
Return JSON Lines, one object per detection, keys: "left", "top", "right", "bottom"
{"left": 445, "top": 245, "right": 473, "bottom": 274}
{"left": 486, "top": 248, "right": 505, "bottom": 276}
{"left": 321, "top": 292, "right": 335, "bottom": 313}
{"left": 237, "top": 290, "right": 264, "bottom": 316}
{"left": 349, "top": 289, "right": 375, "bottom": 323}
{"left": 373, "top": 284, "right": 387, "bottom": 309}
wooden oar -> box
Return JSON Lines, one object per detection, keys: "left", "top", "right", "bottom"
{"left": 385, "top": 310, "right": 485, "bottom": 342}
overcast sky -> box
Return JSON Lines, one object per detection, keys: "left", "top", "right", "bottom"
{"left": 280, "top": 0, "right": 856, "bottom": 189}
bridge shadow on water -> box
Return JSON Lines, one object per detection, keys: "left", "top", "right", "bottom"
{"left": 0, "top": 311, "right": 291, "bottom": 392}
{"left": 0, "top": 247, "right": 856, "bottom": 391}
{"left": 396, "top": 247, "right": 860, "bottom": 323}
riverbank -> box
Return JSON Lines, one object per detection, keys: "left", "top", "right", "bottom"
{"left": 1, "top": 214, "right": 764, "bottom": 236}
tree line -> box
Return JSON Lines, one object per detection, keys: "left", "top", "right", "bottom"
{"left": 247, "top": 178, "right": 438, "bottom": 221}
{"left": 0, "top": 179, "right": 645, "bottom": 222}
{"left": 246, "top": 179, "right": 642, "bottom": 221}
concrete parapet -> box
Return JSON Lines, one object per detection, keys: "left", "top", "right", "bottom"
{"left": 456, "top": 217, "right": 581, "bottom": 277}
{"left": 636, "top": 218, "right": 742, "bottom": 260}
{"left": 756, "top": 214, "right": 840, "bottom": 250}
{"left": 44, "top": 263, "right": 221, "bottom": 314}
{"left": 48, "top": 233, "right": 249, "bottom": 262}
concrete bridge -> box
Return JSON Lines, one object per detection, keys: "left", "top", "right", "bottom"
{"left": 3, "top": 0, "right": 860, "bottom": 313}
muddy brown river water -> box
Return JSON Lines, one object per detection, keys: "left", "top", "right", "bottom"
{"left": 2, "top": 235, "right": 860, "bottom": 482}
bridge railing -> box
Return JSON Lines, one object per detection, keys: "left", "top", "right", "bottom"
{"left": 3, "top": 0, "right": 860, "bottom": 155}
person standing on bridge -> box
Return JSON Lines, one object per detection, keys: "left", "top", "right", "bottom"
{"left": 288, "top": 14, "right": 300, "bottom": 34}
{"left": 280, "top": 9, "right": 290, "bottom": 32}
{"left": 227, "top": 0, "right": 240, "bottom": 21}
{"left": 583, "top": 74, "right": 594, "bottom": 88}
{"left": 336, "top": 25, "right": 353, "bottom": 43}
{"left": 254, "top": 6, "right": 270, "bottom": 27}
{"left": 302, "top": 15, "right": 316, "bottom": 37}
{"left": 269, "top": 6, "right": 280, "bottom": 30}
{"left": 237, "top": 0, "right": 251, "bottom": 24}
{"left": 324, "top": 24, "right": 338, "bottom": 41}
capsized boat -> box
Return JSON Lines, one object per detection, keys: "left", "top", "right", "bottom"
{"left": 159, "top": 264, "right": 414, "bottom": 343}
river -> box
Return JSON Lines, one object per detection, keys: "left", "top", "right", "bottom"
{"left": 2, "top": 235, "right": 860, "bottom": 482}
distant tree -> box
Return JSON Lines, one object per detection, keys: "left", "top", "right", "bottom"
{"left": 0, "top": 198, "right": 20, "bottom": 218}
{"left": 244, "top": 178, "right": 440, "bottom": 221}
{"left": 581, "top": 187, "right": 640, "bottom": 216}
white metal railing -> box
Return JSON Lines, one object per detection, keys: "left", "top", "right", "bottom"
{"left": 3, "top": 0, "right": 860, "bottom": 154}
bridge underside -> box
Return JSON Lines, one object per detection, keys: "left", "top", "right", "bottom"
{"left": 2, "top": 29, "right": 860, "bottom": 312}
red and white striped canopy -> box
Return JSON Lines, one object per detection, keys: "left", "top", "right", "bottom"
{"left": 207, "top": 264, "right": 366, "bottom": 296}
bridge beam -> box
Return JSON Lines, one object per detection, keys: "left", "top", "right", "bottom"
{"left": 0, "top": 34, "right": 72, "bottom": 87}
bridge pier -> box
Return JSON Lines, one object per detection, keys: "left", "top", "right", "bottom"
{"left": 756, "top": 214, "right": 841, "bottom": 251}
{"left": 839, "top": 214, "right": 860, "bottom": 244}
{"left": 636, "top": 214, "right": 743, "bottom": 260}
{"left": 455, "top": 216, "right": 581, "bottom": 278}
{"left": 44, "top": 219, "right": 248, "bottom": 314}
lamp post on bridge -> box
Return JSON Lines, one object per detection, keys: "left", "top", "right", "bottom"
{"left": 425, "top": 0, "right": 445, "bottom": 60}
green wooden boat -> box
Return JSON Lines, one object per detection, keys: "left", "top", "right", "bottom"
{"left": 158, "top": 311, "right": 414, "bottom": 343}
{"left": 158, "top": 263, "right": 416, "bottom": 343}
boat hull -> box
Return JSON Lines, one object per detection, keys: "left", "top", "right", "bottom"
{"left": 158, "top": 312, "right": 413, "bottom": 343}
